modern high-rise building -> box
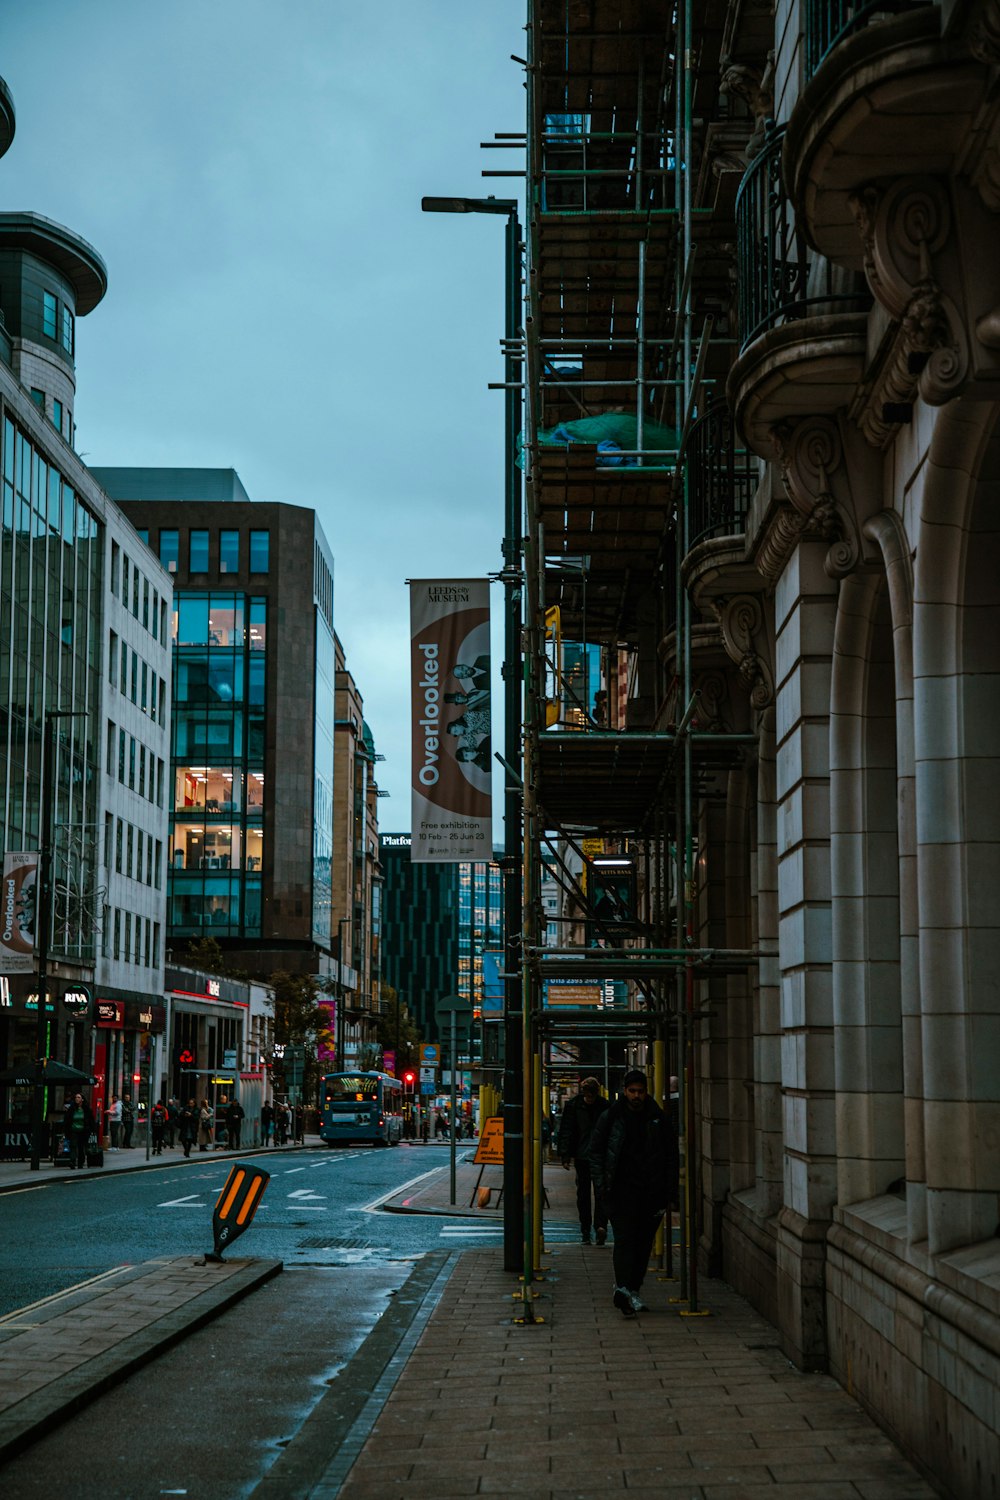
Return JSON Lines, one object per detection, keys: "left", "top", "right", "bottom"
{"left": 380, "top": 832, "right": 502, "bottom": 1046}
{"left": 0, "top": 76, "right": 172, "bottom": 1145}
{"left": 89, "top": 469, "right": 338, "bottom": 988}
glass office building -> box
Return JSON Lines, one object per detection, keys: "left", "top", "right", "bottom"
{"left": 91, "top": 468, "right": 338, "bottom": 978}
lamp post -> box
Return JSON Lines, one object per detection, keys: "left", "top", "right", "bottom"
{"left": 336, "top": 915, "right": 351, "bottom": 1069}
{"left": 421, "top": 195, "right": 524, "bottom": 1272}
{"left": 31, "top": 708, "right": 87, "bottom": 1171}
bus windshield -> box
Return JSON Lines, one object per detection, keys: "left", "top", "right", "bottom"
{"left": 324, "top": 1075, "right": 380, "bottom": 1101}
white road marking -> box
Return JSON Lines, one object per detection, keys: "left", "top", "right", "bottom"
{"left": 355, "top": 1165, "right": 446, "bottom": 1214}
{"left": 158, "top": 1194, "right": 204, "bottom": 1208}
{"left": 288, "top": 1188, "right": 326, "bottom": 1200}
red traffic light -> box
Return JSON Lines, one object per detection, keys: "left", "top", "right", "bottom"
{"left": 404, "top": 1071, "right": 415, "bottom": 1087}
{"left": 132, "top": 1072, "right": 141, "bottom": 1084}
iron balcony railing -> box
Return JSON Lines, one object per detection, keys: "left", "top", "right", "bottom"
{"left": 736, "top": 122, "right": 859, "bottom": 351}
{"left": 805, "top": 1, "right": 932, "bottom": 77}
{"left": 686, "top": 402, "right": 758, "bottom": 549}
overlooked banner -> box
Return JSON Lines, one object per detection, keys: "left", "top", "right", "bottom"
{"left": 409, "top": 578, "right": 491, "bottom": 863}
{"left": 0, "top": 851, "right": 38, "bottom": 975}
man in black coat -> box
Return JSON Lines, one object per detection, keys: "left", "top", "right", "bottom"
{"left": 586, "top": 1069, "right": 678, "bottom": 1317}
{"left": 557, "top": 1077, "right": 610, "bottom": 1244}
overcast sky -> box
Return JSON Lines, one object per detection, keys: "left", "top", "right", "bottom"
{"left": 1, "top": 1, "right": 525, "bottom": 823}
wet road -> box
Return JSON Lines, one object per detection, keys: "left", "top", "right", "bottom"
{"left": 0, "top": 1142, "right": 482, "bottom": 1317}
{"left": 0, "top": 1144, "right": 492, "bottom": 1499}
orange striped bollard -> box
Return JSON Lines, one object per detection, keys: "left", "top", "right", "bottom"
{"left": 206, "top": 1163, "right": 270, "bottom": 1262}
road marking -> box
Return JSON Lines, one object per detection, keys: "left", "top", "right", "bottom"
{"left": 285, "top": 1166, "right": 306, "bottom": 1174}
{"left": 288, "top": 1188, "right": 326, "bottom": 1201}
{"left": 0, "top": 1265, "right": 132, "bottom": 1323}
{"left": 159, "top": 1194, "right": 204, "bottom": 1208}
{"left": 439, "top": 1227, "right": 504, "bottom": 1236}
{"left": 0, "top": 1184, "right": 47, "bottom": 1196}
{"left": 356, "top": 1165, "right": 446, "bottom": 1214}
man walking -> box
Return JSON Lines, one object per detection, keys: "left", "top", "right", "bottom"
{"left": 586, "top": 1069, "right": 678, "bottom": 1317}
{"left": 226, "top": 1095, "right": 245, "bottom": 1149}
{"left": 557, "top": 1077, "right": 610, "bottom": 1244}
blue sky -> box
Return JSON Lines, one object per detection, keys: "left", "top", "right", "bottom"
{"left": 1, "top": 1, "right": 525, "bottom": 819}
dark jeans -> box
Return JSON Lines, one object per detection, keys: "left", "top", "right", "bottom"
{"left": 228, "top": 1127, "right": 241, "bottom": 1148}
{"left": 69, "top": 1131, "right": 87, "bottom": 1168}
{"left": 608, "top": 1197, "right": 662, "bottom": 1293}
{"left": 574, "top": 1159, "right": 606, "bottom": 1234}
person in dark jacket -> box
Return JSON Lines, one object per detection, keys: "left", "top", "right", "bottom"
{"left": 226, "top": 1097, "right": 245, "bottom": 1149}
{"left": 62, "top": 1092, "right": 96, "bottom": 1169}
{"left": 586, "top": 1069, "right": 678, "bottom": 1317}
{"left": 178, "top": 1099, "right": 198, "bottom": 1158}
{"left": 557, "top": 1077, "right": 610, "bottom": 1244}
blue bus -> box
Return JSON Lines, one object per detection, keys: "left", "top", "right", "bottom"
{"left": 319, "top": 1072, "right": 404, "bottom": 1146}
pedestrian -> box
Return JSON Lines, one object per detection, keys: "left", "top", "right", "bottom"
{"left": 178, "top": 1099, "right": 198, "bottom": 1158}
{"left": 420, "top": 1113, "right": 429, "bottom": 1143}
{"left": 197, "top": 1098, "right": 214, "bottom": 1151}
{"left": 275, "top": 1101, "right": 290, "bottom": 1145}
{"left": 166, "top": 1096, "right": 179, "bottom": 1148}
{"left": 586, "top": 1069, "right": 678, "bottom": 1318}
{"left": 261, "top": 1099, "right": 273, "bottom": 1146}
{"left": 226, "top": 1096, "right": 245, "bottom": 1149}
{"left": 214, "top": 1096, "right": 228, "bottom": 1150}
{"left": 62, "top": 1091, "right": 96, "bottom": 1170}
{"left": 151, "top": 1100, "right": 167, "bottom": 1155}
{"left": 294, "top": 1103, "right": 305, "bottom": 1143}
{"left": 121, "top": 1096, "right": 134, "bottom": 1149}
{"left": 558, "top": 1076, "right": 610, "bottom": 1245}
{"left": 106, "top": 1093, "right": 123, "bottom": 1151}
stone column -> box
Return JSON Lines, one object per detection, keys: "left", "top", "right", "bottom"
{"left": 774, "top": 539, "right": 838, "bottom": 1369}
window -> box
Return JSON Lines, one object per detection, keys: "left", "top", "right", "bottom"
{"left": 130, "top": 650, "right": 138, "bottom": 704}
{"left": 136, "top": 830, "right": 144, "bottom": 882}
{"left": 104, "top": 812, "right": 113, "bottom": 870}
{"left": 126, "top": 824, "right": 134, "bottom": 879}
{"left": 115, "top": 818, "right": 123, "bottom": 874}
{"left": 249, "top": 529, "right": 270, "bottom": 572}
{"left": 219, "top": 529, "right": 239, "bottom": 574}
{"left": 152, "top": 922, "right": 160, "bottom": 967}
{"left": 141, "top": 660, "right": 148, "bottom": 713}
{"left": 122, "top": 553, "right": 130, "bottom": 603}
{"left": 106, "top": 720, "right": 115, "bottom": 774}
{"left": 42, "top": 291, "right": 57, "bottom": 339}
{"left": 111, "top": 541, "right": 120, "bottom": 597}
{"left": 129, "top": 736, "right": 136, "bottom": 790}
{"left": 132, "top": 566, "right": 140, "bottom": 617}
{"left": 61, "top": 304, "right": 74, "bottom": 355}
{"left": 120, "top": 641, "right": 128, "bottom": 697}
{"left": 189, "top": 529, "right": 209, "bottom": 572}
{"left": 109, "top": 630, "right": 118, "bottom": 687}
{"left": 146, "top": 837, "right": 154, "bottom": 885}
{"left": 118, "top": 728, "right": 126, "bottom": 783}
{"left": 159, "top": 529, "right": 179, "bottom": 573}
{"left": 151, "top": 588, "right": 159, "bottom": 640}
{"left": 139, "top": 744, "right": 146, "bottom": 798}
{"left": 124, "top": 911, "right": 131, "bottom": 965}
{"left": 114, "top": 909, "right": 121, "bottom": 961}
{"left": 29, "top": 388, "right": 44, "bottom": 410}
{"left": 142, "top": 579, "right": 149, "bottom": 630}
{"left": 52, "top": 399, "right": 63, "bottom": 435}
{"left": 136, "top": 527, "right": 149, "bottom": 546}
{"left": 154, "top": 841, "right": 163, "bottom": 888}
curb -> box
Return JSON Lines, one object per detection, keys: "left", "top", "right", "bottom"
{"left": 0, "top": 1258, "right": 283, "bottom": 1464}
{"left": 0, "top": 1145, "right": 310, "bottom": 1195}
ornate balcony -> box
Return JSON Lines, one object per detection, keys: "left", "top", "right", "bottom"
{"left": 729, "top": 124, "right": 869, "bottom": 460}
{"left": 682, "top": 402, "right": 764, "bottom": 615}
{"left": 805, "top": 0, "right": 932, "bottom": 78}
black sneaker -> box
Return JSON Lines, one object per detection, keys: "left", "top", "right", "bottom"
{"left": 595, "top": 1227, "right": 607, "bottom": 1245}
{"left": 581, "top": 1229, "right": 592, "bottom": 1245}
{"left": 613, "top": 1286, "right": 637, "bottom": 1318}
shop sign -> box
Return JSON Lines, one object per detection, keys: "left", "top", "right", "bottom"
{"left": 63, "top": 987, "right": 90, "bottom": 1014}
{"left": 96, "top": 1000, "right": 124, "bottom": 1028}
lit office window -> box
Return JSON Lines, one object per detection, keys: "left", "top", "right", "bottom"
{"left": 189, "top": 529, "right": 209, "bottom": 572}
{"left": 249, "top": 529, "right": 270, "bottom": 573}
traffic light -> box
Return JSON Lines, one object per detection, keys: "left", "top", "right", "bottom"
{"left": 403, "top": 1071, "right": 416, "bottom": 1093}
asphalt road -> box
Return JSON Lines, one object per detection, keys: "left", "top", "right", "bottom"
{"left": 0, "top": 1142, "right": 482, "bottom": 1317}
{"left": 0, "top": 1144, "right": 491, "bottom": 1499}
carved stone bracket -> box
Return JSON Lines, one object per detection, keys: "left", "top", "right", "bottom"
{"left": 770, "top": 416, "right": 866, "bottom": 579}
{"left": 847, "top": 177, "right": 978, "bottom": 440}
{"left": 718, "top": 594, "right": 775, "bottom": 710}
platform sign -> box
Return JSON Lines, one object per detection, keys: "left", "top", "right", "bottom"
{"left": 209, "top": 1162, "right": 270, "bottom": 1261}
{"left": 473, "top": 1116, "right": 504, "bottom": 1165}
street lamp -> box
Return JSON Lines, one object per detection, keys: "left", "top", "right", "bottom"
{"left": 421, "top": 194, "right": 524, "bottom": 1273}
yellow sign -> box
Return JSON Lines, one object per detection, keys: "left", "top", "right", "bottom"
{"left": 473, "top": 1116, "right": 504, "bottom": 1165}
{"left": 581, "top": 838, "right": 605, "bottom": 858}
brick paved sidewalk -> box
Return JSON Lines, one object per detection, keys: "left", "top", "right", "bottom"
{"left": 329, "top": 1246, "right": 938, "bottom": 1500}
{"left": 0, "top": 1254, "right": 280, "bottom": 1463}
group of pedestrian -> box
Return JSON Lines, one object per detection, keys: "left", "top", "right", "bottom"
{"left": 559, "top": 1068, "right": 679, "bottom": 1320}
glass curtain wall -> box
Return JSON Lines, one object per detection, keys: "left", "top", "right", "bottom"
{"left": 169, "top": 591, "right": 266, "bottom": 936}
{"left": 0, "top": 412, "right": 102, "bottom": 962}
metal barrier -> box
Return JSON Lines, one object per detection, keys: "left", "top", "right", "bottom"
{"left": 805, "top": 0, "right": 932, "bottom": 78}
{"left": 686, "top": 402, "right": 758, "bottom": 548}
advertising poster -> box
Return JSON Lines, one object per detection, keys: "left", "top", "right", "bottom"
{"left": 0, "top": 852, "right": 38, "bottom": 975}
{"left": 409, "top": 578, "right": 491, "bottom": 863}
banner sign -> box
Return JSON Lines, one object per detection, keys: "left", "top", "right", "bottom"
{"left": 0, "top": 852, "right": 38, "bottom": 974}
{"left": 409, "top": 579, "right": 491, "bottom": 863}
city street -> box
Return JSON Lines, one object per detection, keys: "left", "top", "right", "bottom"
{"left": 0, "top": 1142, "right": 515, "bottom": 1498}
{"left": 0, "top": 1141, "right": 511, "bottom": 1317}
